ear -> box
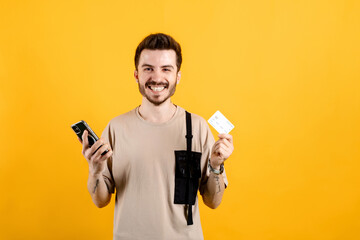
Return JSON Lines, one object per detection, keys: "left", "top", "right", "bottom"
{"left": 176, "top": 71, "right": 181, "bottom": 84}
{"left": 134, "top": 69, "right": 139, "bottom": 83}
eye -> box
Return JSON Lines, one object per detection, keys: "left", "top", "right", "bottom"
{"left": 144, "top": 67, "right": 152, "bottom": 72}
{"left": 163, "top": 68, "right": 171, "bottom": 72}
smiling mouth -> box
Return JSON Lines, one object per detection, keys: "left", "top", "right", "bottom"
{"left": 146, "top": 81, "right": 168, "bottom": 92}
{"left": 149, "top": 86, "right": 166, "bottom": 92}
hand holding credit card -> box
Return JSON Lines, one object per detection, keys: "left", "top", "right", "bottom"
{"left": 208, "top": 110, "right": 234, "bottom": 134}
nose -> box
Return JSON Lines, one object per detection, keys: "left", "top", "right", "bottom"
{"left": 151, "top": 69, "right": 163, "bottom": 82}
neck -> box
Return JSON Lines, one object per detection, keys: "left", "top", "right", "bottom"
{"left": 138, "top": 98, "right": 177, "bottom": 123}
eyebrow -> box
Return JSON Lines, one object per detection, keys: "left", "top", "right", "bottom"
{"left": 161, "top": 65, "right": 174, "bottom": 69}
{"left": 141, "top": 64, "right": 174, "bottom": 69}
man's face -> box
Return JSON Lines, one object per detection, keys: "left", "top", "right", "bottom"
{"left": 134, "top": 49, "right": 181, "bottom": 106}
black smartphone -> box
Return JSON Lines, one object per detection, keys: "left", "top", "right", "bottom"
{"left": 71, "top": 120, "right": 109, "bottom": 155}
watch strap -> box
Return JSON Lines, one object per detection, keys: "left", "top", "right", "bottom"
{"left": 208, "top": 159, "right": 224, "bottom": 175}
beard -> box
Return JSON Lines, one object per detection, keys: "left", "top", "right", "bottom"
{"left": 138, "top": 81, "right": 177, "bottom": 106}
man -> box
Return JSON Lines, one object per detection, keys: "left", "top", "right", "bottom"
{"left": 80, "top": 33, "right": 234, "bottom": 239}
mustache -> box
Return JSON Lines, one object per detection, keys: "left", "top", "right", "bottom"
{"left": 145, "top": 81, "right": 169, "bottom": 88}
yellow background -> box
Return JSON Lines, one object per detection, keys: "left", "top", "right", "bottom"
{"left": 1, "top": 0, "right": 360, "bottom": 239}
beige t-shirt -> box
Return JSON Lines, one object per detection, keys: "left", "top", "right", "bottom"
{"left": 101, "top": 106, "right": 228, "bottom": 240}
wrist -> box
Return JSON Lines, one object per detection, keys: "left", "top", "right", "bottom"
{"left": 208, "top": 159, "right": 224, "bottom": 175}
{"left": 211, "top": 164, "right": 221, "bottom": 170}
{"left": 89, "top": 162, "right": 105, "bottom": 177}
{"left": 209, "top": 158, "right": 221, "bottom": 170}
{"left": 89, "top": 168, "right": 103, "bottom": 178}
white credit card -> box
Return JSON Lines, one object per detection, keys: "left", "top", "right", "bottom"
{"left": 208, "top": 110, "right": 234, "bottom": 134}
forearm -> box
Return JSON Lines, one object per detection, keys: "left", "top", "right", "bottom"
{"left": 202, "top": 171, "right": 225, "bottom": 209}
{"left": 87, "top": 172, "right": 112, "bottom": 208}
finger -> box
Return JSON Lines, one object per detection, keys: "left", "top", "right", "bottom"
{"left": 90, "top": 138, "right": 105, "bottom": 155}
{"left": 217, "top": 138, "right": 232, "bottom": 149}
{"left": 99, "top": 149, "right": 113, "bottom": 161}
{"left": 216, "top": 145, "right": 231, "bottom": 160}
{"left": 93, "top": 145, "right": 111, "bottom": 163}
{"left": 220, "top": 145, "right": 232, "bottom": 158}
{"left": 82, "top": 130, "right": 89, "bottom": 154}
{"left": 213, "top": 144, "right": 222, "bottom": 155}
{"left": 92, "top": 143, "right": 110, "bottom": 161}
{"left": 218, "top": 133, "right": 233, "bottom": 144}
{"left": 82, "top": 130, "right": 89, "bottom": 149}
{"left": 214, "top": 145, "right": 232, "bottom": 159}
{"left": 223, "top": 138, "right": 234, "bottom": 152}
{"left": 213, "top": 138, "right": 225, "bottom": 148}
{"left": 212, "top": 141, "right": 220, "bottom": 150}
{"left": 213, "top": 139, "right": 232, "bottom": 153}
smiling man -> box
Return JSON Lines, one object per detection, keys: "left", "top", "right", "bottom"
{"left": 80, "top": 33, "right": 234, "bottom": 240}
{"left": 136, "top": 49, "right": 178, "bottom": 106}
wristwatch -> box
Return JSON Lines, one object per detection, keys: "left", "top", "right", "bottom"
{"left": 208, "top": 159, "right": 224, "bottom": 175}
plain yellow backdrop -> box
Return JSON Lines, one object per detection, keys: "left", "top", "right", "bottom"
{"left": 1, "top": 0, "right": 360, "bottom": 239}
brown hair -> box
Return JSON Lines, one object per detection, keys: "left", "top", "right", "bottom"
{"left": 134, "top": 33, "right": 182, "bottom": 72}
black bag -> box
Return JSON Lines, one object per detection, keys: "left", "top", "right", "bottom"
{"left": 174, "top": 111, "right": 202, "bottom": 225}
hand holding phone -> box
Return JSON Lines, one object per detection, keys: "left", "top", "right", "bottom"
{"left": 71, "top": 120, "right": 113, "bottom": 175}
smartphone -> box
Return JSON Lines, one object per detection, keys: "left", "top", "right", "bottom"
{"left": 71, "top": 120, "right": 109, "bottom": 155}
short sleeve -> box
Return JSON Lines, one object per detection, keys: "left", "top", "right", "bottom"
{"left": 101, "top": 122, "right": 115, "bottom": 194}
{"left": 199, "top": 119, "right": 228, "bottom": 195}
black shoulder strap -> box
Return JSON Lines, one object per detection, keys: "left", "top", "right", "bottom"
{"left": 185, "top": 111, "right": 193, "bottom": 225}
{"left": 185, "top": 111, "right": 193, "bottom": 151}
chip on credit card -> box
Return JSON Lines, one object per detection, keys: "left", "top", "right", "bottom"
{"left": 208, "top": 110, "right": 234, "bottom": 134}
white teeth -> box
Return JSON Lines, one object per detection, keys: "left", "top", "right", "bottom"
{"left": 151, "top": 86, "right": 165, "bottom": 92}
